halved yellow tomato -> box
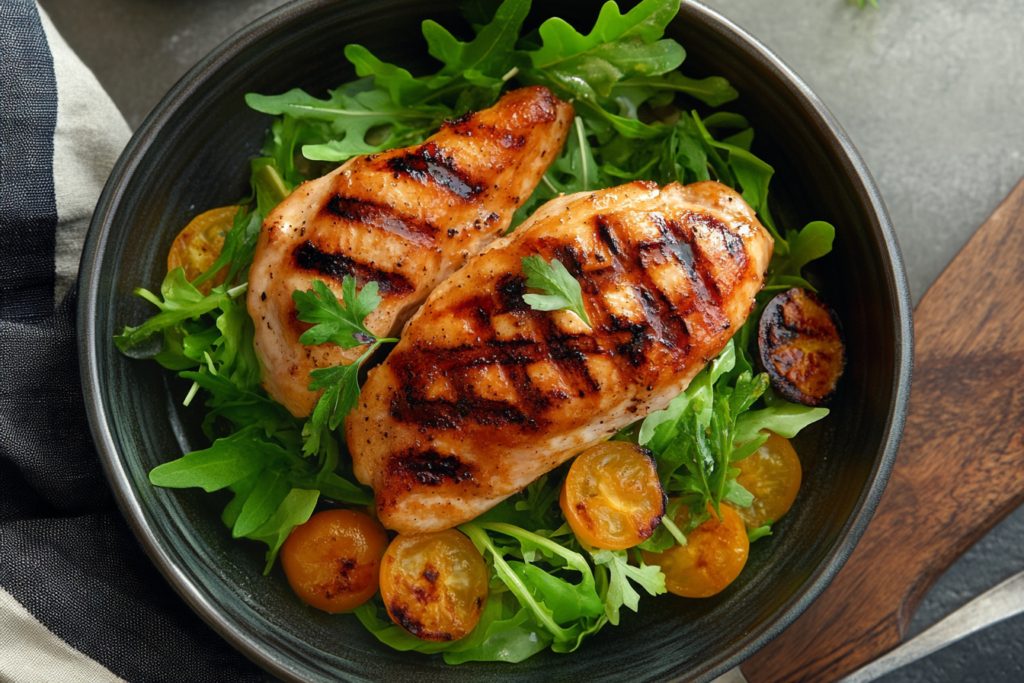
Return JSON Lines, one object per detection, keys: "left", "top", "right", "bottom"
{"left": 641, "top": 503, "right": 749, "bottom": 598}
{"left": 166, "top": 205, "right": 237, "bottom": 293}
{"left": 734, "top": 432, "right": 802, "bottom": 529}
{"left": 379, "top": 529, "right": 488, "bottom": 642}
{"left": 280, "top": 509, "right": 388, "bottom": 613}
{"left": 560, "top": 441, "right": 666, "bottom": 550}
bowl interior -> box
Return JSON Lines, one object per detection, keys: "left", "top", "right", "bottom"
{"left": 79, "top": 1, "right": 910, "bottom": 681}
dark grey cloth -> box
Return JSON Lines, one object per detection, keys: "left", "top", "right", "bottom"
{"left": 0, "top": 1, "right": 262, "bottom": 680}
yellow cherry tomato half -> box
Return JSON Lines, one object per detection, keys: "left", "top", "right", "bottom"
{"left": 166, "top": 205, "right": 237, "bottom": 293}
{"left": 380, "top": 529, "right": 488, "bottom": 642}
{"left": 642, "top": 503, "right": 749, "bottom": 598}
{"left": 280, "top": 509, "right": 388, "bottom": 614}
{"left": 560, "top": 441, "right": 667, "bottom": 550}
{"left": 734, "top": 432, "right": 803, "bottom": 529}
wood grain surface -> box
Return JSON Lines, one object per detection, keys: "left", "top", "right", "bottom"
{"left": 741, "top": 177, "right": 1024, "bottom": 682}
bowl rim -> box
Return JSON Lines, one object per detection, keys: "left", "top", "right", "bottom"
{"left": 77, "top": 0, "right": 914, "bottom": 680}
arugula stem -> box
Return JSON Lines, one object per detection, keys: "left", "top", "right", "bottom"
{"left": 659, "top": 513, "right": 687, "bottom": 546}
{"left": 133, "top": 287, "right": 164, "bottom": 309}
{"left": 281, "top": 104, "right": 437, "bottom": 120}
{"left": 419, "top": 79, "right": 471, "bottom": 106}
{"left": 460, "top": 523, "right": 569, "bottom": 642}
{"left": 574, "top": 118, "right": 590, "bottom": 191}
{"left": 183, "top": 381, "right": 201, "bottom": 407}
{"left": 227, "top": 282, "right": 249, "bottom": 298}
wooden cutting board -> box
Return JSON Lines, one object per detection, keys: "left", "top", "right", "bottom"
{"left": 741, "top": 178, "right": 1024, "bottom": 682}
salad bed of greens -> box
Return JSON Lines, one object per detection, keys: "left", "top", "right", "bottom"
{"left": 115, "top": 0, "right": 836, "bottom": 663}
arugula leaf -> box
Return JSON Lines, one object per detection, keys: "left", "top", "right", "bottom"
{"left": 507, "top": 562, "right": 603, "bottom": 624}
{"left": 232, "top": 468, "right": 291, "bottom": 538}
{"left": 460, "top": 0, "right": 504, "bottom": 31}
{"left": 148, "top": 426, "right": 279, "bottom": 491}
{"left": 293, "top": 278, "right": 382, "bottom": 348}
{"left": 245, "top": 487, "right": 319, "bottom": 573}
{"left": 461, "top": 523, "right": 573, "bottom": 644}
{"left": 343, "top": 47, "right": 436, "bottom": 107}
{"left": 462, "top": 522, "right": 605, "bottom": 650}
{"left": 772, "top": 221, "right": 836, "bottom": 277}
{"left": 723, "top": 478, "right": 754, "bottom": 508}
{"left": 523, "top": 0, "right": 685, "bottom": 106}
{"left": 729, "top": 432, "right": 770, "bottom": 463}
{"left": 613, "top": 71, "right": 737, "bottom": 107}
{"left": 748, "top": 519, "right": 774, "bottom": 542}
{"left": 510, "top": 116, "right": 600, "bottom": 230}
{"left": 591, "top": 549, "right": 666, "bottom": 625}
{"left": 638, "top": 339, "right": 735, "bottom": 451}
{"left": 114, "top": 269, "right": 246, "bottom": 353}
{"left": 423, "top": 0, "right": 529, "bottom": 86}
{"left": 299, "top": 471, "right": 373, "bottom": 506}
{"left": 638, "top": 499, "right": 686, "bottom": 551}
{"left": 193, "top": 163, "right": 287, "bottom": 290}
{"left": 213, "top": 296, "right": 262, "bottom": 392}
{"left": 552, "top": 117, "right": 599, "bottom": 194}
{"left": 247, "top": 84, "right": 444, "bottom": 163}
{"left": 521, "top": 255, "right": 592, "bottom": 326}
{"left": 640, "top": 347, "right": 771, "bottom": 524}
{"left": 221, "top": 472, "right": 260, "bottom": 530}
{"left": 690, "top": 111, "right": 775, "bottom": 218}
{"left": 477, "top": 523, "right": 602, "bottom": 608}
{"left": 355, "top": 592, "right": 553, "bottom": 663}
{"left": 442, "top": 594, "right": 553, "bottom": 664}
{"left": 733, "top": 403, "right": 829, "bottom": 444}
{"left": 510, "top": 472, "right": 565, "bottom": 529}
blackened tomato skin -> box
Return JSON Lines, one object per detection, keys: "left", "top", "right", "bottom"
{"left": 758, "top": 287, "right": 845, "bottom": 406}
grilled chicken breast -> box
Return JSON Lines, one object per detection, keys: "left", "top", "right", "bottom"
{"left": 347, "top": 180, "right": 774, "bottom": 534}
{"left": 247, "top": 86, "right": 573, "bottom": 416}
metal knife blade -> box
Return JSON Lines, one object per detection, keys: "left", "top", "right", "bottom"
{"left": 710, "top": 567, "right": 1024, "bottom": 683}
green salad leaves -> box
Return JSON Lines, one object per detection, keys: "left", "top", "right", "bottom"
{"left": 117, "top": 0, "right": 841, "bottom": 662}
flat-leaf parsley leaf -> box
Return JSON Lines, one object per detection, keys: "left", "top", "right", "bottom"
{"left": 521, "top": 255, "right": 592, "bottom": 327}
{"left": 292, "top": 277, "right": 382, "bottom": 348}
{"left": 293, "top": 277, "right": 397, "bottom": 452}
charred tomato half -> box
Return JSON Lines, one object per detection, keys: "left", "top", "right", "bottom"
{"left": 758, "top": 288, "right": 845, "bottom": 406}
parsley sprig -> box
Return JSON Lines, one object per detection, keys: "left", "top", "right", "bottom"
{"left": 293, "top": 277, "right": 396, "bottom": 454}
{"left": 293, "top": 278, "right": 384, "bottom": 348}
{"left": 521, "top": 255, "right": 592, "bottom": 327}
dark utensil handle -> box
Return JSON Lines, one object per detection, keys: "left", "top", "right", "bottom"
{"left": 742, "top": 177, "right": 1024, "bottom": 683}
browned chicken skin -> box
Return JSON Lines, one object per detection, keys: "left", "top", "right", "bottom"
{"left": 347, "top": 180, "right": 774, "bottom": 534}
{"left": 247, "top": 86, "right": 574, "bottom": 416}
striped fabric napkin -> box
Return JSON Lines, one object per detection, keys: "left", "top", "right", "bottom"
{"left": 0, "top": 2, "right": 262, "bottom": 681}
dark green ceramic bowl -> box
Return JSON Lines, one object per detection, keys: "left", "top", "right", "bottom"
{"left": 78, "top": 1, "right": 913, "bottom": 681}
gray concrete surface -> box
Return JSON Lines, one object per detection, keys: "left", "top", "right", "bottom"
{"left": 36, "top": 0, "right": 1024, "bottom": 680}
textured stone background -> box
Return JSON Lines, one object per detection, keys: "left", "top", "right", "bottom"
{"left": 36, "top": 0, "right": 1024, "bottom": 680}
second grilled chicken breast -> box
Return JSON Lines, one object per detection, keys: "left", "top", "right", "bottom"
{"left": 348, "top": 180, "right": 774, "bottom": 534}
{"left": 248, "top": 86, "right": 573, "bottom": 416}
